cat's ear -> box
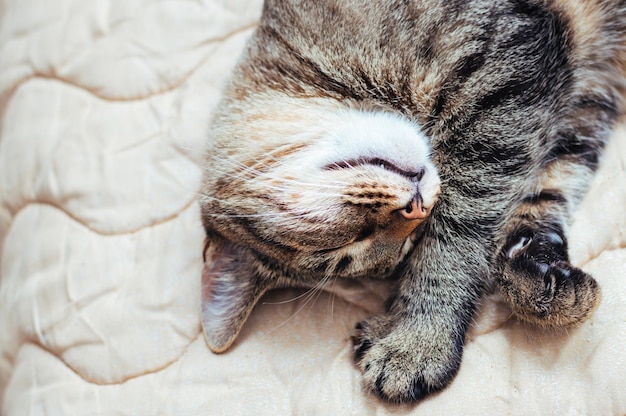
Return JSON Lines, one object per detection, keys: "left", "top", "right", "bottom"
{"left": 201, "top": 239, "right": 270, "bottom": 353}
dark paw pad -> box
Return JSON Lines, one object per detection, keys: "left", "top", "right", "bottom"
{"left": 505, "top": 227, "right": 566, "bottom": 263}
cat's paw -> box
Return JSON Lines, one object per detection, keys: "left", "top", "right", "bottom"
{"left": 500, "top": 228, "right": 601, "bottom": 327}
{"left": 353, "top": 315, "right": 462, "bottom": 403}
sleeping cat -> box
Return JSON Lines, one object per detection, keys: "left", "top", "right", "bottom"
{"left": 199, "top": 0, "right": 625, "bottom": 403}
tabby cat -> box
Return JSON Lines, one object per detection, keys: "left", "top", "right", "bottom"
{"left": 199, "top": 0, "right": 625, "bottom": 403}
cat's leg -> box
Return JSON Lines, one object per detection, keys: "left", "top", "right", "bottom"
{"left": 353, "top": 212, "right": 489, "bottom": 402}
{"left": 494, "top": 157, "right": 602, "bottom": 328}
{"left": 493, "top": 75, "right": 617, "bottom": 327}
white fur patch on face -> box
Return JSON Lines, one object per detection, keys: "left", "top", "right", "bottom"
{"left": 268, "top": 107, "right": 441, "bottom": 215}
{"left": 319, "top": 109, "right": 433, "bottom": 175}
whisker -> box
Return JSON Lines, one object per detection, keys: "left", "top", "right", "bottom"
{"left": 326, "top": 274, "right": 339, "bottom": 324}
{"left": 262, "top": 284, "right": 325, "bottom": 305}
{"left": 205, "top": 163, "right": 351, "bottom": 190}
{"left": 205, "top": 150, "right": 352, "bottom": 189}
{"left": 267, "top": 272, "right": 335, "bottom": 332}
{"left": 196, "top": 194, "right": 346, "bottom": 221}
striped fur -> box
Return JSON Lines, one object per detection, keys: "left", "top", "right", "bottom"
{"left": 200, "top": 0, "right": 626, "bottom": 403}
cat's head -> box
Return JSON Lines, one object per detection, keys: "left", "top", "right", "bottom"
{"left": 199, "top": 91, "right": 440, "bottom": 352}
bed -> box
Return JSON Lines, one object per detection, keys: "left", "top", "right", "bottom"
{"left": 1, "top": 0, "right": 625, "bottom": 414}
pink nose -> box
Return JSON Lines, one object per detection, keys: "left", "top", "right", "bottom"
{"left": 400, "top": 197, "right": 428, "bottom": 220}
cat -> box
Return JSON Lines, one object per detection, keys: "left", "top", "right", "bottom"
{"left": 199, "top": 0, "right": 626, "bottom": 403}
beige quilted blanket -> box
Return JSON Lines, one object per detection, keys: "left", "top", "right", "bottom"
{"left": 1, "top": 1, "right": 625, "bottom": 414}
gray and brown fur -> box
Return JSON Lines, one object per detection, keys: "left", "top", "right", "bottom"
{"left": 199, "top": 0, "right": 626, "bottom": 403}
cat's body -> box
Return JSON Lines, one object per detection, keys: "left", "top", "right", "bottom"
{"left": 200, "top": 0, "right": 625, "bottom": 402}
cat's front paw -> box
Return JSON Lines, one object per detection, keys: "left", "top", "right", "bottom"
{"left": 353, "top": 315, "right": 462, "bottom": 403}
{"left": 500, "top": 229, "right": 601, "bottom": 327}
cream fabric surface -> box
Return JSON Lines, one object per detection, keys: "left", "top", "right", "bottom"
{"left": 1, "top": 1, "right": 625, "bottom": 414}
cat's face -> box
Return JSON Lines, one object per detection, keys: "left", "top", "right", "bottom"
{"left": 200, "top": 92, "right": 440, "bottom": 281}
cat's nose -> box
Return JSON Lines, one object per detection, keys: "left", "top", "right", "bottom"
{"left": 384, "top": 193, "right": 429, "bottom": 241}
{"left": 399, "top": 194, "right": 427, "bottom": 220}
